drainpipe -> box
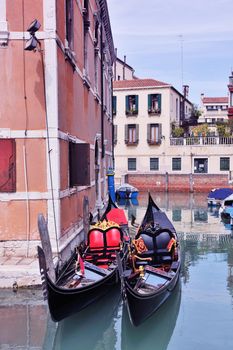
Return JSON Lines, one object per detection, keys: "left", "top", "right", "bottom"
{"left": 111, "top": 78, "right": 115, "bottom": 169}
{"left": 100, "top": 13, "right": 104, "bottom": 158}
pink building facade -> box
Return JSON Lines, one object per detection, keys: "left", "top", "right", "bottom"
{"left": 0, "top": 0, "right": 115, "bottom": 259}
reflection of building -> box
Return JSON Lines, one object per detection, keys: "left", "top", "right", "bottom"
{"left": 0, "top": 290, "right": 47, "bottom": 349}
{"left": 0, "top": 1, "right": 115, "bottom": 259}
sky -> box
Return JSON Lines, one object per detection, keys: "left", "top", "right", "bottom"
{"left": 107, "top": 0, "right": 233, "bottom": 105}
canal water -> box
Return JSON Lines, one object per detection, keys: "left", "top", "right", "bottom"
{"left": 1, "top": 192, "right": 233, "bottom": 350}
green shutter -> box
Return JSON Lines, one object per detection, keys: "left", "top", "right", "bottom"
{"left": 148, "top": 94, "right": 152, "bottom": 112}
{"left": 158, "top": 94, "right": 162, "bottom": 112}
{"left": 126, "top": 96, "right": 129, "bottom": 114}
{"left": 135, "top": 95, "right": 139, "bottom": 113}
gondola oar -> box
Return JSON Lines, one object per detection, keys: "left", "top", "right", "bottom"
{"left": 116, "top": 251, "right": 126, "bottom": 299}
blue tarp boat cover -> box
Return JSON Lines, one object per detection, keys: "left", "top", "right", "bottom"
{"left": 207, "top": 188, "right": 233, "bottom": 200}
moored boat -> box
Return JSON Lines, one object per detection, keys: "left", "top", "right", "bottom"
{"left": 219, "top": 193, "right": 233, "bottom": 223}
{"left": 117, "top": 193, "right": 181, "bottom": 327}
{"left": 207, "top": 188, "right": 233, "bottom": 207}
{"left": 38, "top": 197, "right": 129, "bottom": 322}
{"left": 116, "top": 183, "right": 139, "bottom": 200}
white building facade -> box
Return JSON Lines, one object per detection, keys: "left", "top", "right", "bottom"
{"left": 113, "top": 79, "right": 233, "bottom": 192}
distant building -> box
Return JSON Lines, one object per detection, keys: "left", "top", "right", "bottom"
{"left": 113, "top": 56, "right": 135, "bottom": 81}
{"left": 199, "top": 94, "right": 228, "bottom": 124}
{"left": 0, "top": 0, "right": 115, "bottom": 259}
{"left": 228, "top": 71, "right": 233, "bottom": 119}
{"left": 113, "top": 72, "right": 233, "bottom": 192}
{"left": 113, "top": 78, "right": 193, "bottom": 183}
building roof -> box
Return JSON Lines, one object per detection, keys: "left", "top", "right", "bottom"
{"left": 113, "top": 78, "right": 170, "bottom": 89}
{"left": 202, "top": 97, "right": 228, "bottom": 104}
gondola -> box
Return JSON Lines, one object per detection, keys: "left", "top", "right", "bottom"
{"left": 118, "top": 193, "right": 181, "bottom": 327}
{"left": 37, "top": 196, "right": 129, "bottom": 322}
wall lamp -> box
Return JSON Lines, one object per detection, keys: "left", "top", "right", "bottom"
{"left": 24, "top": 19, "right": 41, "bottom": 51}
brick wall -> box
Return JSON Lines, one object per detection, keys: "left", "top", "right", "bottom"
{"left": 127, "top": 173, "right": 231, "bottom": 192}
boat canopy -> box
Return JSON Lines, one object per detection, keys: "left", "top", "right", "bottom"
{"left": 207, "top": 188, "right": 233, "bottom": 200}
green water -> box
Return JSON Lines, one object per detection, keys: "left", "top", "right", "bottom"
{"left": 1, "top": 192, "right": 233, "bottom": 349}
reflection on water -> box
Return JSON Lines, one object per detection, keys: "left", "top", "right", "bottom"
{"left": 2, "top": 192, "right": 233, "bottom": 350}
{"left": 118, "top": 192, "right": 233, "bottom": 236}
{"left": 51, "top": 287, "right": 121, "bottom": 350}
{"left": 121, "top": 281, "right": 181, "bottom": 350}
{"left": 0, "top": 289, "right": 47, "bottom": 349}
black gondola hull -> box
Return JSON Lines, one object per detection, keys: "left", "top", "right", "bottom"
{"left": 46, "top": 269, "right": 118, "bottom": 322}
{"left": 124, "top": 269, "right": 180, "bottom": 326}
{"left": 121, "top": 193, "right": 181, "bottom": 326}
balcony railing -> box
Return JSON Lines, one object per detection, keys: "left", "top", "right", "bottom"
{"left": 170, "top": 136, "right": 233, "bottom": 146}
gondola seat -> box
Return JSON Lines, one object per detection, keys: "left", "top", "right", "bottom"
{"left": 85, "top": 226, "right": 123, "bottom": 265}
{"left": 133, "top": 229, "right": 175, "bottom": 265}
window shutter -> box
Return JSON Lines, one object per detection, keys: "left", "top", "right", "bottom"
{"left": 148, "top": 94, "right": 152, "bottom": 110}
{"left": 135, "top": 95, "right": 139, "bottom": 112}
{"left": 125, "top": 125, "right": 129, "bottom": 143}
{"left": 112, "top": 96, "right": 117, "bottom": 115}
{"left": 136, "top": 124, "right": 139, "bottom": 143}
{"left": 114, "top": 125, "right": 117, "bottom": 145}
{"left": 0, "top": 139, "right": 16, "bottom": 192}
{"left": 69, "top": 143, "right": 90, "bottom": 186}
{"left": 158, "top": 94, "right": 162, "bottom": 111}
{"left": 158, "top": 124, "right": 162, "bottom": 143}
{"left": 147, "top": 124, "right": 151, "bottom": 143}
{"left": 125, "top": 96, "right": 129, "bottom": 114}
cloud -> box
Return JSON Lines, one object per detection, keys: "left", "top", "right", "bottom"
{"left": 107, "top": 0, "right": 233, "bottom": 104}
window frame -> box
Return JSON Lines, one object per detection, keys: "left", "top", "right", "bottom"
{"left": 147, "top": 123, "right": 162, "bottom": 145}
{"left": 172, "top": 157, "right": 181, "bottom": 171}
{"left": 0, "top": 139, "right": 16, "bottom": 193}
{"left": 220, "top": 157, "right": 230, "bottom": 171}
{"left": 148, "top": 93, "right": 162, "bottom": 114}
{"left": 125, "top": 95, "right": 139, "bottom": 115}
{"left": 194, "top": 158, "right": 208, "bottom": 174}
{"left": 128, "top": 158, "right": 136, "bottom": 171}
{"left": 150, "top": 157, "right": 159, "bottom": 171}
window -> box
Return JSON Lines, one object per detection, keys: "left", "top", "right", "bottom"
{"left": 147, "top": 124, "right": 162, "bottom": 145}
{"left": 148, "top": 94, "right": 161, "bottom": 114}
{"left": 172, "top": 158, "right": 181, "bottom": 171}
{"left": 112, "top": 96, "right": 117, "bottom": 116}
{"left": 66, "top": 0, "right": 74, "bottom": 49}
{"left": 69, "top": 142, "right": 90, "bottom": 187}
{"left": 220, "top": 157, "right": 230, "bottom": 171}
{"left": 0, "top": 139, "right": 16, "bottom": 192}
{"left": 126, "top": 95, "right": 138, "bottom": 115}
{"left": 128, "top": 158, "right": 136, "bottom": 171}
{"left": 150, "top": 158, "right": 159, "bottom": 170}
{"left": 125, "top": 124, "right": 139, "bottom": 145}
{"left": 194, "top": 158, "right": 208, "bottom": 173}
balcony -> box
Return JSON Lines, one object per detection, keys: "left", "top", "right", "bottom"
{"left": 170, "top": 136, "right": 233, "bottom": 146}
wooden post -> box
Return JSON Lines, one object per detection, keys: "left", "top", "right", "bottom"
{"left": 83, "top": 196, "right": 90, "bottom": 242}
{"left": 38, "top": 214, "right": 56, "bottom": 282}
{"left": 165, "top": 172, "right": 169, "bottom": 192}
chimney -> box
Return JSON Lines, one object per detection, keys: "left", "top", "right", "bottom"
{"left": 123, "top": 55, "right": 126, "bottom": 80}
